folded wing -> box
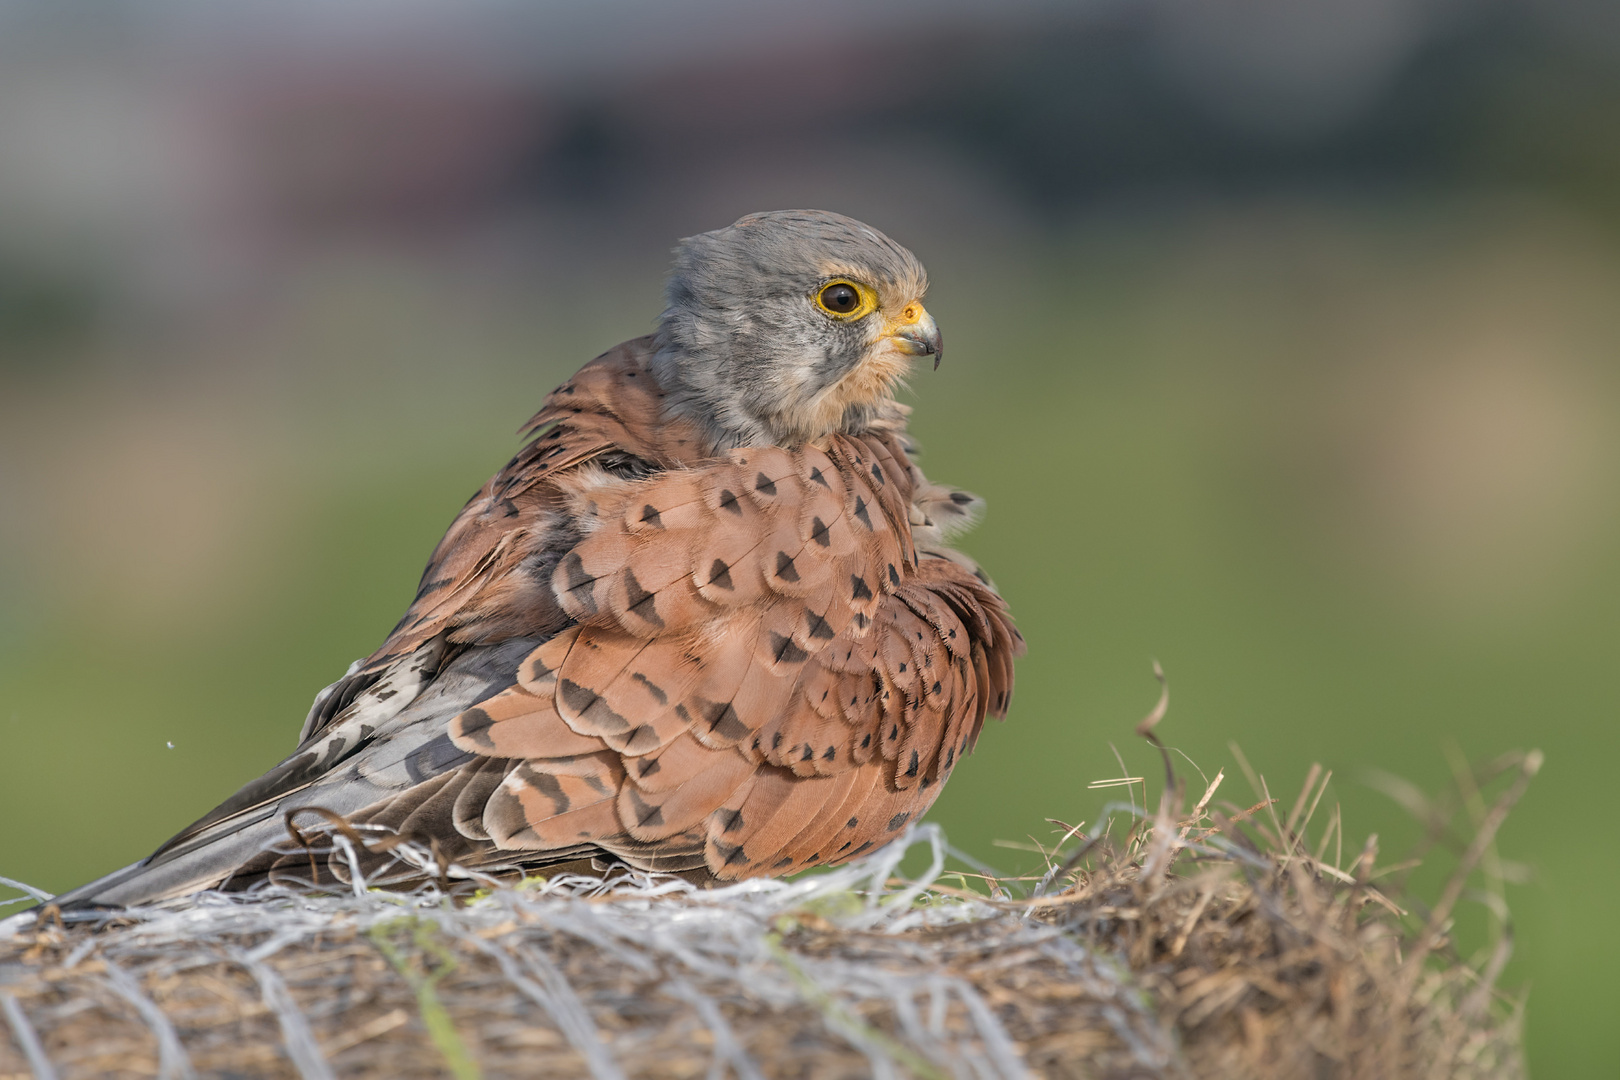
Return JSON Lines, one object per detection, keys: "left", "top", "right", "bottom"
{"left": 446, "top": 431, "right": 1021, "bottom": 879}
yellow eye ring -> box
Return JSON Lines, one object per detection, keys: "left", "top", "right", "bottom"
{"left": 814, "top": 279, "right": 878, "bottom": 321}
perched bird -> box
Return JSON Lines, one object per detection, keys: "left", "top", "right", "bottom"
{"left": 48, "top": 210, "right": 1023, "bottom": 912}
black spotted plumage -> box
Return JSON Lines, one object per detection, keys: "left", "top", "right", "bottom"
{"left": 45, "top": 210, "right": 1018, "bottom": 915}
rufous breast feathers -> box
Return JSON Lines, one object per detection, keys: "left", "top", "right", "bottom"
{"left": 444, "top": 419, "right": 1021, "bottom": 879}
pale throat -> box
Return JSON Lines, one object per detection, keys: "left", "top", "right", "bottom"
{"left": 784, "top": 342, "right": 912, "bottom": 444}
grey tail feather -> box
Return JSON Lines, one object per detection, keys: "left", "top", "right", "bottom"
{"left": 36, "top": 636, "right": 559, "bottom": 919}
{"left": 39, "top": 805, "right": 293, "bottom": 918}
{"left": 41, "top": 739, "right": 350, "bottom": 917}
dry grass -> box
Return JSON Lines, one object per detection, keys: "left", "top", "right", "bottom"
{"left": 0, "top": 738, "right": 1534, "bottom": 1080}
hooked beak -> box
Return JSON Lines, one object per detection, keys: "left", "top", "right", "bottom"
{"left": 886, "top": 303, "right": 944, "bottom": 370}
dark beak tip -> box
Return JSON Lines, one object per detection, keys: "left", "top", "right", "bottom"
{"left": 893, "top": 326, "right": 943, "bottom": 367}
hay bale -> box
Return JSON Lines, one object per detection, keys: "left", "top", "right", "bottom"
{"left": 0, "top": 751, "right": 1533, "bottom": 1080}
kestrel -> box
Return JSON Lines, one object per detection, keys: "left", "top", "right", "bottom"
{"left": 51, "top": 210, "right": 1023, "bottom": 911}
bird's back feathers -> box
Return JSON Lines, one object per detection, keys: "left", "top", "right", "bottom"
{"left": 49, "top": 335, "right": 1021, "bottom": 913}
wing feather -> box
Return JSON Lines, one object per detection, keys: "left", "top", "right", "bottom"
{"left": 440, "top": 428, "right": 1021, "bottom": 878}
{"left": 59, "top": 346, "right": 1024, "bottom": 915}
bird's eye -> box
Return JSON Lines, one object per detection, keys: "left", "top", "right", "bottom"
{"left": 815, "top": 279, "right": 877, "bottom": 320}
{"left": 821, "top": 284, "right": 859, "bottom": 313}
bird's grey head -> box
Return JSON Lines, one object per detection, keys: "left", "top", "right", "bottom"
{"left": 650, "top": 210, "right": 941, "bottom": 450}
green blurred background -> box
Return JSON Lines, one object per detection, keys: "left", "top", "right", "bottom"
{"left": 2, "top": 1, "right": 1618, "bottom": 1073}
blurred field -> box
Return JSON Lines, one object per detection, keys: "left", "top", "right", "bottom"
{"left": 2, "top": 2, "right": 1619, "bottom": 1074}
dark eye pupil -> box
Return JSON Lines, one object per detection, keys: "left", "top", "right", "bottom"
{"left": 823, "top": 284, "right": 858, "bottom": 313}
